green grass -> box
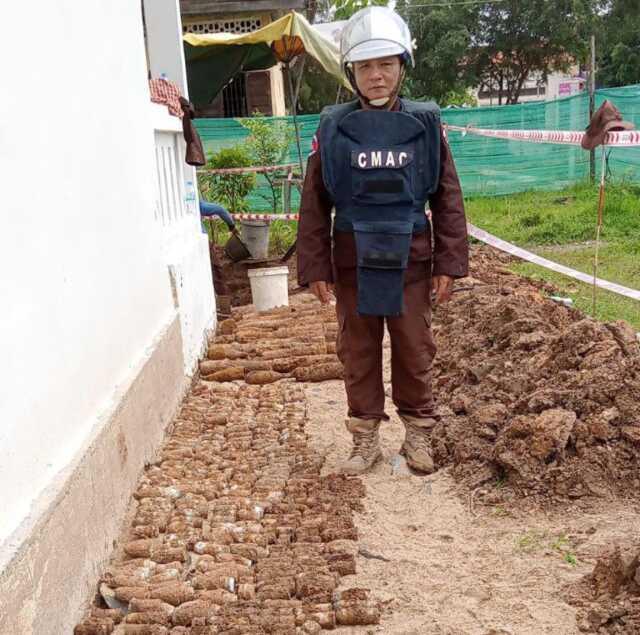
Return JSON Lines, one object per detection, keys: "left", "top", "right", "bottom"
{"left": 465, "top": 181, "right": 640, "bottom": 330}
{"left": 465, "top": 180, "right": 640, "bottom": 245}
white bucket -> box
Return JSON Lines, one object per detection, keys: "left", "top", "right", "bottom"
{"left": 240, "top": 221, "right": 270, "bottom": 259}
{"left": 248, "top": 266, "right": 289, "bottom": 312}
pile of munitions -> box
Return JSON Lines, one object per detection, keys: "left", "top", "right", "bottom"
{"left": 75, "top": 304, "right": 379, "bottom": 633}
{"left": 199, "top": 298, "right": 344, "bottom": 385}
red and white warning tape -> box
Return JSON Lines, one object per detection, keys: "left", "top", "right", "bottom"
{"left": 232, "top": 213, "right": 300, "bottom": 221}
{"left": 468, "top": 222, "right": 640, "bottom": 302}
{"left": 225, "top": 214, "right": 639, "bottom": 302}
{"left": 446, "top": 124, "right": 640, "bottom": 147}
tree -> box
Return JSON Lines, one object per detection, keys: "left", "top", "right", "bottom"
{"left": 399, "top": 0, "right": 602, "bottom": 105}
{"left": 297, "top": 57, "right": 342, "bottom": 114}
{"left": 333, "top": 0, "right": 389, "bottom": 20}
{"left": 240, "top": 114, "right": 294, "bottom": 214}
{"left": 597, "top": 0, "right": 640, "bottom": 87}
{"left": 396, "top": 1, "right": 477, "bottom": 104}
{"left": 468, "top": 1, "right": 590, "bottom": 105}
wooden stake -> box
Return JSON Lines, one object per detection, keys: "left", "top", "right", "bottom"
{"left": 592, "top": 147, "right": 607, "bottom": 317}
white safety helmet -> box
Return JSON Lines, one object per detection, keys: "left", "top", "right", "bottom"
{"left": 340, "top": 6, "right": 415, "bottom": 69}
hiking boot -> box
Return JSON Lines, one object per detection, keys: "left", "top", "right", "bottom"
{"left": 399, "top": 414, "right": 436, "bottom": 473}
{"left": 339, "top": 417, "right": 382, "bottom": 475}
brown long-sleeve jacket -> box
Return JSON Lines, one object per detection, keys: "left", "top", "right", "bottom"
{"left": 297, "top": 102, "right": 469, "bottom": 287}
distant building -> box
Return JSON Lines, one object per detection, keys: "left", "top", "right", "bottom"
{"left": 475, "top": 68, "right": 586, "bottom": 106}
{"left": 180, "top": 0, "right": 308, "bottom": 117}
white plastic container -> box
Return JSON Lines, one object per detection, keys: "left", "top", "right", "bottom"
{"left": 247, "top": 266, "right": 289, "bottom": 311}
{"left": 240, "top": 221, "right": 270, "bottom": 259}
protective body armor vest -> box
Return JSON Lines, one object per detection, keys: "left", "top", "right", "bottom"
{"left": 319, "top": 98, "right": 441, "bottom": 316}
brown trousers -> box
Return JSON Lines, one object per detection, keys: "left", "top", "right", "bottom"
{"left": 335, "top": 269, "right": 437, "bottom": 421}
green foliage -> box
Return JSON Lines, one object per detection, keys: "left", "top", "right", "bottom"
{"left": 397, "top": 1, "right": 478, "bottom": 104}
{"left": 470, "top": 1, "right": 586, "bottom": 105}
{"left": 199, "top": 146, "right": 255, "bottom": 213}
{"left": 597, "top": 0, "right": 640, "bottom": 87}
{"left": 298, "top": 56, "right": 342, "bottom": 114}
{"left": 333, "top": 0, "right": 390, "bottom": 20}
{"left": 441, "top": 89, "right": 478, "bottom": 108}
{"left": 239, "top": 113, "right": 295, "bottom": 214}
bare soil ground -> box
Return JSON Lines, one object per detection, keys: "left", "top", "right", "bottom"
{"left": 307, "top": 380, "right": 640, "bottom": 634}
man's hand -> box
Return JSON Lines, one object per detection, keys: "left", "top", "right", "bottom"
{"left": 310, "top": 281, "right": 335, "bottom": 304}
{"left": 432, "top": 275, "right": 454, "bottom": 305}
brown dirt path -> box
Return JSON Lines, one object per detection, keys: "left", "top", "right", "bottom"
{"left": 305, "top": 377, "right": 640, "bottom": 634}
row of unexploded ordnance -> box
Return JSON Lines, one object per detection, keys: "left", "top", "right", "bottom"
{"left": 75, "top": 382, "right": 379, "bottom": 634}
{"left": 199, "top": 299, "right": 344, "bottom": 384}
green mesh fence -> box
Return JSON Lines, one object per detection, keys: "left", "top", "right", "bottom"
{"left": 194, "top": 85, "right": 640, "bottom": 211}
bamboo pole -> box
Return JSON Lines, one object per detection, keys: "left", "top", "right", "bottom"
{"left": 286, "top": 59, "right": 305, "bottom": 176}
{"left": 592, "top": 147, "right": 607, "bottom": 317}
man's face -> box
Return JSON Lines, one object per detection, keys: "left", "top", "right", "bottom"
{"left": 353, "top": 55, "right": 402, "bottom": 102}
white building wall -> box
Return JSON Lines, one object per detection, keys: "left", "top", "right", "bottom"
{"left": 0, "top": 0, "right": 214, "bottom": 550}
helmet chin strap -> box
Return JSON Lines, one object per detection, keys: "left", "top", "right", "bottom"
{"left": 346, "top": 64, "right": 406, "bottom": 111}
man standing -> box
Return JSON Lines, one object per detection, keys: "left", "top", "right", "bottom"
{"left": 297, "top": 6, "right": 468, "bottom": 474}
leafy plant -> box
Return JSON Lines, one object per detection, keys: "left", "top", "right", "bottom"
{"left": 198, "top": 146, "right": 256, "bottom": 213}
{"left": 240, "top": 113, "right": 295, "bottom": 214}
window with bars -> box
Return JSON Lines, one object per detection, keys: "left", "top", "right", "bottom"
{"left": 183, "top": 18, "right": 262, "bottom": 34}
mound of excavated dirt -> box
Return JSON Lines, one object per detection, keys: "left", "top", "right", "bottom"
{"left": 564, "top": 544, "right": 640, "bottom": 633}
{"left": 430, "top": 246, "right": 640, "bottom": 506}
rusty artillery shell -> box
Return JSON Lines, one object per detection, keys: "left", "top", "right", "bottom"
{"left": 130, "top": 525, "right": 160, "bottom": 539}
{"left": 237, "top": 583, "right": 255, "bottom": 601}
{"left": 218, "top": 319, "right": 237, "bottom": 335}
{"left": 147, "top": 569, "right": 181, "bottom": 586}
{"left": 301, "top": 608, "right": 336, "bottom": 630}
{"left": 293, "top": 362, "right": 343, "bottom": 383}
{"left": 326, "top": 552, "right": 356, "bottom": 576}
{"left": 294, "top": 527, "right": 321, "bottom": 543}
{"left": 207, "top": 345, "right": 246, "bottom": 361}
{"left": 149, "top": 582, "right": 195, "bottom": 606}
{"left": 171, "top": 600, "right": 217, "bottom": 626}
{"left": 255, "top": 584, "right": 293, "bottom": 601}
{"left": 91, "top": 608, "right": 124, "bottom": 623}
{"left": 124, "top": 612, "right": 170, "bottom": 626}
{"left": 128, "top": 599, "right": 174, "bottom": 616}
{"left": 295, "top": 572, "right": 336, "bottom": 601}
{"left": 149, "top": 547, "right": 186, "bottom": 565}
{"left": 192, "top": 574, "right": 235, "bottom": 592}
{"left": 193, "top": 538, "right": 231, "bottom": 555}
{"left": 195, "top": 589, "right": 237, "bottom": 605}
{"left": 244, "top": 370, "right": 287, "bottom": 385}
{"left": 107, "top": 574, "right": 151, "bottom": 589}
{"left": 201, "top": 359, "right": 272, "bottom": 375}
{"left": 335, "top": 601, "right": 381, "bottom": 625}
{"left": 204, "top": 367, "right": 246, "bottom": 383}
{"left": 115, "top": 587, "right": 151, "bottom": 603}
{"left": 124, "top": 540, "right": 160, "bottom": 559}
{"left": 74, "top": 618, "right": 115, "bottom": 635}
{"left": 229, "top": 544, "right": 265, "bottom": 561}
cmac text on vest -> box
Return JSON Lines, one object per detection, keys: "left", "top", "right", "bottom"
{"left": 351, "top": 150, "right": 415, "bottom": 170}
